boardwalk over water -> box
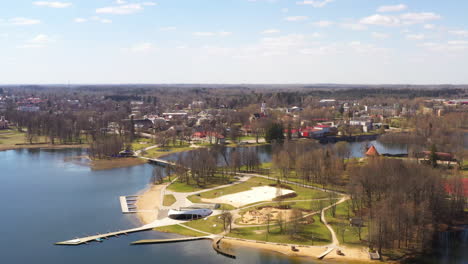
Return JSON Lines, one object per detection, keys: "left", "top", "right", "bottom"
{"left": 55, "top": 225, "right": 156, "bottom": 245}
{"left": 140, "top": 157, "right": 177, "bottom": 167}
{"left": 131, "top": 235, "right": 215, "bottom": 245}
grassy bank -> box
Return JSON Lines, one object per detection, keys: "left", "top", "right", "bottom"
{"left": 154, "top": 224, "right": 207, "bottom": 237}
{"left": 163, "top": 194, "right": 176, "bottom": 206}
{"left": 90, "top": 157, "right": 147, "bottom": 170}
{"left": 166, "top": 173, "right": 234, "bottom": 193}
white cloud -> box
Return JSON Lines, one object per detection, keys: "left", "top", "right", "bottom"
{"left": 261, "top": 29, "right": 280, "bottom": 34}
{"left": 100, "top": 18, "right": 112, "bottom": 24}
{"left": 360, "top": 14, "right": 400, "bottom": 26}
{"left": 420, "top": 41, "right": 468, "bottom": 52}
{"left": 424, "top": 24, "right": 435, "bottom": 30}
{"left": 96, "top": 3, "right": 154, "bottom": 15}
{"left": 400, "top": 12, "right": 441, "bottom": 25}
{"left": 18, "top": 34, "right": 55, "bottom": 48}
{"left": 285, "top": 16, "right": 308, "bottom": 21}
{"left": 449, "top": 30, "right": 468, "bottom": 37}
{"left": 129, "top": 42, "right": 154, "bottom": 52}
{"left": 377, "top": 4, "right": 407, "bottom": 13}
{"left": 193, "top": 31, "right": 231, "bottom": 37}
{"left": 160, "top": 26, "right": 176, "bottom": 31}
{"left": 312, "top": 20, "right": 333, "bottom": 27}
{"left": 406, "top": 34, "right": 425, "bottom": 40}
{"left": 310, "top": 32, "right": 321, "bottom": 38}
{"left": 372, "top": 32, "right": 390, "bottom": 39}
{"left": 218, "top": 31, "right": 232, "bottom": 37}
{"left": 193, "top": 32, "right": 215, "bottom": 37}
{"left": 359, "top": 12, "right": 441, "bottom": 27}
{"left": 9, "top": 17, "right": 41, "bottom": 25}
{"left": 341, "top": 23, "right": 367, "bottom": 31}
{"left": 74, "top": 18, "right": 87, "bottom": 23}
{"left": 33, "top": 1, "right": 72, "bottom": 8}
{"left": 89, "top": 16, "right": 112, "bottom": 23}
{"left": 448, "top": 40, "right": 468, "bottom": 45}
{"left": 296, "top": 0, "right": 334, "bottom": 8}
{"left": 115, "top": 0, "right": 126, "bottom": 4}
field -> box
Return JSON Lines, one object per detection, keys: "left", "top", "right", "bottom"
{"left": 228, "top": 215, "right": 331, "bottom": 246}
{"left": 163, "top": 194, "right": 176, "bottom": 206}
{"left": 166, "top": 173, "right": 234, "bottom": 193}
{"left": 154, "top": 224, "right": 207, "bottom": 237}
{"left": 187, "top": 176, "right": 331, "bottom": 203}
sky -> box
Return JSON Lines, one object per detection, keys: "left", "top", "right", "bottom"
{"left": 1, "top": 0, "right": 468, "bottom": 84}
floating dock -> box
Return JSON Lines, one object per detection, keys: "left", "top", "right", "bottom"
{"left": 317, "top": 247, "right": 335, "bottom": 259}
{"left": 119, "top": 195, "right": 140, "bottom": 214}
{"left": 131, "top": 236, "right": 211, "bottom": 245}
{"left": 55, "top": 225, "right": 154, "bottom": 245}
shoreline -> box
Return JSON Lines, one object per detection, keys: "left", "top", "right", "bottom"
{"left": 132, "top": 180, "right": 373, "bottom": 263}
{"left": 222, "top": 238, "right": 373, "bottom": 263}
{"left": 0, "top": 143, "right": 89, "bottom": 152}
{"left": 135, "top": 183, "right": 166, "bottom": 225}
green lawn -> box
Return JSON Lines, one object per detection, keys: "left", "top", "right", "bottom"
{"left": 265, "top": 167, "right": 347, "bottom": 193}
{"left": 326, "top": 201, "right": 368, "bottom": 247}
{"left": 183, "top": 215, "right": 226, "bottom": 234}
{"left": 166, "top": 174, "right": 234, "bottom": 193}
{"left": 184, "top": 176, "right": 332, "bottom": 210}
{"left": 145, "top": 144, "right": 194, "bottom": 159}
{"left": 238, "top": 200, "right": 334, "bottom": 215}
{"left": 131, "top": 138, "right": 153, "bottom": 151}
{"left": 163, "top": 194, "right": 176, "bottom": 206}
{"left": 154, "top": 224, "right": 207, "bottom": 237}
{"left": 228, "top": 215, "right": 331, "bottom": 246}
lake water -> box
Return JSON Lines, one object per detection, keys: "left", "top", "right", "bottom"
{"left": 0, "top": 148, "right": 321, "bottom": 264}
{"left": 161, "top": 140, "right": 409, "bottom": 165}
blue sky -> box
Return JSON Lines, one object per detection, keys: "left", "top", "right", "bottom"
{"left": 1, "top": 0, "right": 468, "bottom": 84}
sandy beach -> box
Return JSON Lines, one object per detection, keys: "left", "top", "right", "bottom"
{"left": 135, "top": 184, "right": 166, "bottom": 225}
{"left": 222, "top": 239, "right": 372, "bottom": 263}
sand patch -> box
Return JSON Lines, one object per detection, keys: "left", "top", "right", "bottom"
{"left": 135, "top": 184, "right": 165, "bottom": 225}
{"left": 202, "top": 186, "right": 295, "bottom": 207}
{"left": 222, "top": 239, "right": 372, "bottom": 263}
{"left": 240, "top": 207, "right": 305, "bottom": 225}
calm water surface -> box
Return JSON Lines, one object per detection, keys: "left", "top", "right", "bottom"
{"left": 161, "top": 140, "right": 409, "bottom": 165}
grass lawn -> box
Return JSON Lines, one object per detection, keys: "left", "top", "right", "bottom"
{"left": 131, "top": 138, "right": 153, "bottom": 151}
{"left": 154, "top": 224, "right": 207, "bottom": 237}
{"left": 163, "top": 194, "right": 176, "bottom": 206}
{"left": 0, "top": 129, "right": 26, "bottom": 145}
{"left": 228, "top": 215, "right": 331, "bottom": 246}
{"left": 166, "top": 174, "right": 234, "bottom": 193}
{"left": 90, "top": 157, "right": 147, "bottom": 170}
{"left": 186, "top": 176, "right": 331, "bottom": 206}
{"left": 0, "top": 129, "right": 86, "bottom": 150}
{"left": 266, "top": 167, "right": 347, "bottom": 193}
{"left": 238, "top": 200, "right": 334, "bottom": 215}
{"left": 187, "top": 194, "right": 236, "bottom": 210}
{"left": 326, "top": 201, "right": 368, "bottom": 247}
{"left": 183, "top": 215, "right": 226, "bottom": 234}
{"left": 145, "top": 144, "right": 194, "bottom": 158}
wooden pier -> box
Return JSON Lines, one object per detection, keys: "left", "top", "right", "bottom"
{"left": 142, "top": 157, "right": 177, "bottom": 167}
{"left": 131, "top": 236, "right": 212, "bottom": 245}
{"left": 55, "top": 225, "right": 155, "bottom": 245}
{"left": 317, "top": 247, "right": 335, "bottom": 259}
{"left": 119, "top": 195, "right": 140, "bottom": 214}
